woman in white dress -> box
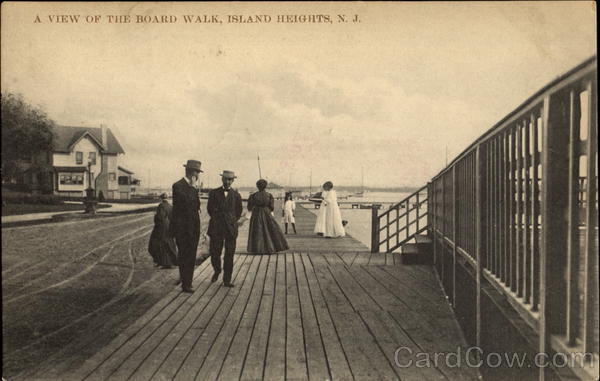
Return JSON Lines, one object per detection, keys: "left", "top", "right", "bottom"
{"left": 314, "top": 181, "right": 346, "bottom": 238}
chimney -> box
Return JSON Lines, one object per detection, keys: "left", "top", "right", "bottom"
{"left": 100, "top": 124, "right": 108, "bottom": 150}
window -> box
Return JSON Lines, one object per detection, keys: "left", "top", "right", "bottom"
{"left": 89, "top": 152, "right": 96, "bottom": 165}
{"left": 76, "top": 151, "right": 83, "bottom": 164}
{"left": 60, "top": 174, "right": 84, "bottom": 185}
{"left": 109, "top": 172, "right": 116, "bottom": 181}
{"left": 118, "top": 176, "right": 130, "bottom": 185}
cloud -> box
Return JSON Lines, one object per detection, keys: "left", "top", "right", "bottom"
{"left": 171, "top": 63, "right": 492, "bottom": 187}
{"left": 2, "top": 1, "right": 595, "bottom": 189}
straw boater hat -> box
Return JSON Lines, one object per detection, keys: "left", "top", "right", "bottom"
{"left": 183, "top": 159, "right": 203, "bottom": 172}
{"left": 220, "top": 170, "right": 237, "bottom": 179}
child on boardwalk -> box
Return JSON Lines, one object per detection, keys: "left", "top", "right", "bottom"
{"left": 283, "top": 192, "right": 297, "bottom": 234}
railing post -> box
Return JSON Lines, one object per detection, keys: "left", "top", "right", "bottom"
{"left": 531, "top": 113, "right": 540, "bottom": 312}
{"left": 509, "top": 126, "right": 516, "bottom": 292}
{"left": 432, "top": 181, "right": 437, "bottom": 265}
{"left": 475, "top": 145, "right": 484, "bottom": 356}
{"left": 516, "top": 123, "right": 522, "bottom": 295}
{"left": 452, "top": 166, "right": 457, "bottom": 307}
{"left": 582, "top": 79, "right": 597, "bottom": 355}
{"left": 539, "top": 93, "right": 570, "bottom": 381}
{"left": 442, "top": 175, "right": 446, "bottom": 282}
{"left": 416, "top": 191, "right": 420, "bottom": 232}
{"left": 404, "top": 199, "right": 409, "bottom": 240}
{"left": 565, "top": 89, "right": 580, "bottom": 345}
{"left": 371, "top": 206, "right": 380, "bottom": 253}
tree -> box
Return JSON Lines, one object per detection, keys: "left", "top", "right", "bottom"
{"left": 267, "top": 181, "right": 284, "bottom": 189}
{"left": 1, "top": 93, "right": 55, "bottom": 182}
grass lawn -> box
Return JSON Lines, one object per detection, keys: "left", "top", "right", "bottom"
{"left": 1, "top": 203, "right": 110, "bottom": 216}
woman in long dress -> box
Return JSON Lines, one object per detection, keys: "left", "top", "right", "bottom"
{"left": 247, "top": 179, "right": 289, "bottom": 254}
{"left": 148, "top": 193, "right": 178, "bottom": 268}
{"left": 314, "top": 181, "right": 346, "bottom": 238}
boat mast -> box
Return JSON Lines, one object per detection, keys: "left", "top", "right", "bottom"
{"left": 257, "top": 154, "right": 262, "bottom": 178}
{"left": 361, "top": 166, "right": 364, "bottom": 193}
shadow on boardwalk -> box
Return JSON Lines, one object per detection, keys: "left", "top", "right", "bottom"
{"left": 28, "top": 205, "right": 481, "bottom": 381}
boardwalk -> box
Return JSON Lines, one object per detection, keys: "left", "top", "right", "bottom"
{"left": 61, "top": 205, "right": 479, "bottom": 381}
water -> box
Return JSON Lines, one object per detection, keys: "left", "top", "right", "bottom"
{"left": 304, "top": 191, "right": 415, "bottom": 248}
{"left": 341, "top": 191, "right": 412, "bottom": 204}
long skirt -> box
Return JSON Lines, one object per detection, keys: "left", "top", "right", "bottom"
{"left": 248, "top": 207, "right": 289, "bottom": 254}
{"left": 148, "top": 226, "right": 178, "bottom": 266}
{"left": 314, "top": 201, "right": 346, "bottom": 238}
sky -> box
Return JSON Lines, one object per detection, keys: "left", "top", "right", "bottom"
{"left": 1, "top": 2, "right": 596, "bottom": 189}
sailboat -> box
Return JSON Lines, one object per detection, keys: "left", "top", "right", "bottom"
{"left": 351, "top": 167, "right": 365, "bottom": 197}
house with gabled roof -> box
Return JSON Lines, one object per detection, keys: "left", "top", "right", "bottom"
{"left": 117, "top": 166, "right": 141, "bottom": 199}
{"left": 22, "top": 125, "right": 132, "bottom": 199}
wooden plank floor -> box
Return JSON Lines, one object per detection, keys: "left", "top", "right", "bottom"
{"left": 66, "top": 205, "right": 480, "bottom": 381}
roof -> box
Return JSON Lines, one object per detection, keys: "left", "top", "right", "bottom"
{"left": 52, "top": 125, "right": 125, "bottom": 154}
{"left": 54, "top": 166, "right": 87, "bottom": 173}
{"left": 118, "top": 166, "right": 134, "bottom": 174}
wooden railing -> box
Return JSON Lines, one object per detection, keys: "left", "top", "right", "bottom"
{"left": 429, "top": 56, "right": 598, "bottom": 380}
{"left": 371, "top": 185, "right": 428, "bottom": 253}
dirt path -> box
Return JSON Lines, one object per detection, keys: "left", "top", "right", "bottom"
{"left": 1, "top": 210, "right": 209, "bottom": 379}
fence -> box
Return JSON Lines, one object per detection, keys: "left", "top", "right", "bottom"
{"left": 428, "top": 56, "right": 597, "bottom": 380}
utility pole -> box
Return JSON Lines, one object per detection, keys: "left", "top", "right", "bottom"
{"left": 88, "top": 161, "right": 93, "bottom": 189}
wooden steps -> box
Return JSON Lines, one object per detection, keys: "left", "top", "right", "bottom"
{"left": 400, "top": 234, "right": 433, "bottom": 265}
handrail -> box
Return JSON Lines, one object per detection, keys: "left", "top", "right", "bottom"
{"left": 371, "top": 186, "right": 428, "bottom": 253}
{"left": 428, "top": 56, "right": 598, "bottom": 379}
{"left": 378, "top": 185, "right": 427, "bottom": 218}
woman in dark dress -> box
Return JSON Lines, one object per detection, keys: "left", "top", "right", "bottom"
{"left": 148, "top": 193, "right": 178, "bottom": 268}
{"left": 247, "top": 179, "right": 289, "bottom": 254}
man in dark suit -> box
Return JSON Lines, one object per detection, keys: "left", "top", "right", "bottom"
{"left": 207, "top": 170, "right": 243, "bottom": 287}
{"left": 171, "top": 159, "right": 203, "bottom": 293}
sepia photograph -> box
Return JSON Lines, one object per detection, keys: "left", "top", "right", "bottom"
{"left": 1, "top": 2, "right": 597, "bottom": 380}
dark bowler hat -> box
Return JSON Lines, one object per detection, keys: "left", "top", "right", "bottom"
{"left": 184, "top": 159, "right": 203, "bottom": 172}
{"left": 220, "top": 170, "right": 237, "bottom": 179}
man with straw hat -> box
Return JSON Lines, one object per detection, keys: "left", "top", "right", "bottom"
{"left": 207, "top": 170, "right": 243, "bottom": 287}
{"left": 171, "top": 159, "right": 203, "bottom": 293}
